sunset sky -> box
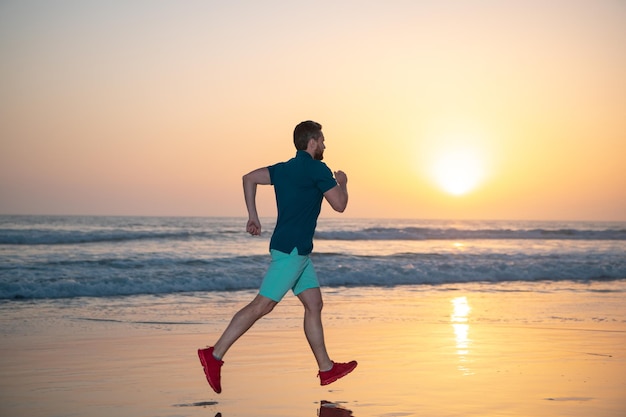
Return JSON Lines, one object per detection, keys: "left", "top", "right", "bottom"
{"left": 1, "top": 0, "right": 625, "bottom": 221}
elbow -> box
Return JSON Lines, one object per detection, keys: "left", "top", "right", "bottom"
{"left": 332, "top": 200, "right": 348, "bottom": 213}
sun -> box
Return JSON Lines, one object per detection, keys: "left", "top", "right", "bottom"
{"left": 414, "top": 122, "right": 492, "bottom": 196}
{"left": 431, "top": 147, "right": 485, "bottom": 196}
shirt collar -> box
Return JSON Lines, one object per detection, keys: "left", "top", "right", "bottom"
{"left": 296, "top": 150, "right": 313, "bottom": 159}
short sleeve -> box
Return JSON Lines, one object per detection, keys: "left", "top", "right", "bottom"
{"left": 267, "top": 163, "right": 279, "bottom": 185}
{"left": 314, "top": 162, "right": 338, "bottom": 194}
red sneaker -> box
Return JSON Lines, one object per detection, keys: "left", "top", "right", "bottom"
{"left": 197, "top": 347, "right": 224, "bottom": 393}
{"left": 318, "top": 360, "right": 358, "bottom": 386}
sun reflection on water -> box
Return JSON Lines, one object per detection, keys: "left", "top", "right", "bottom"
{"left": 451, "top": 296, "right": 473, "bottom": 375}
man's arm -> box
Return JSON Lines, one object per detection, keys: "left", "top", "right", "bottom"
{"left": 324, "top": 170, "right": 348, "bottom": 213}
{"left": 242, "top": 167, "right": 271, "bottom": 235}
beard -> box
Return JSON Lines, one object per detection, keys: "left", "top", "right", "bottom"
{"left": 314, "top": 147, "right": 324, "bottom": 161}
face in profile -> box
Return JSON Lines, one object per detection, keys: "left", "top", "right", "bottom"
{"left": 313, "top": 134, "right": 326, "bottom": 161}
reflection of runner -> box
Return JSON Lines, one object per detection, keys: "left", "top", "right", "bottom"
{"left": 319, "top": 401, "right": 354, "bottom": 417}
{"left": 198, "top": 121, "right": 357, "bottom": 394}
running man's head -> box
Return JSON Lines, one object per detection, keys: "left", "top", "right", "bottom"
{"left": 294, "top": 120, "right": 325, "bottom": 160}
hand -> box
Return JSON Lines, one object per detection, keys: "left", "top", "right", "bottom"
{"left": 246, "top": 218, "right": 262, "bottom": 236}
{"left": 334, "top": 170, "right": 348, "bottom": 186}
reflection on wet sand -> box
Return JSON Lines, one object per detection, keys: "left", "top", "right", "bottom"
{"left": 318, "top": 400, "right": 353, "bottom": 416}
{"left": 451, "top": 296, "right": 473, "bottom": 376}
{"left": 209, "top": 400, "right": 354, "bottom": 417}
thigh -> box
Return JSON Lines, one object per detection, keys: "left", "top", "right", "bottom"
{"left": 259, "top": 249, "right": 308, "bottom": 302}
{"left": 292, "top": 256, "right": 320, "bottom": 296}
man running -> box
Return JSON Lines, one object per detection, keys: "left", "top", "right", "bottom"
{"left": 198, "top": 120, "right": 357, "bottom": 393}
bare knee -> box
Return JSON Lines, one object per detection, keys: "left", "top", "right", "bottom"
{"left": 249, "top": 295, "right": 277, "bottom": 317}
{"left": 298, "top": 288, "right": 324, "bottom": 314}
{"left": 303, "top": 297, "right": 323, "bottom": 314}
{"left": 257, "top": 301, "right": 276, "bottom": 317}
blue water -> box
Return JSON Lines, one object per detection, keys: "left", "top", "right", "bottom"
{"left": 0, "top": 216, "right": 625, "bottom": 300}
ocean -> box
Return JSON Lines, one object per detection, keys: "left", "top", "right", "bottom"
{"left": 1, "top": 215, "right": 624, "bottom": 300}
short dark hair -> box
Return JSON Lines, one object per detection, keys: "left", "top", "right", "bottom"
{"left": 293, "top": 120, "right": 322, "bottom": 150}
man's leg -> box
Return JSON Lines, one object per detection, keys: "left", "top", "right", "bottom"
{"left": 199, "top": 294, "right": 277, "bottom": 393}
{"left": 213, "top": 294, "right": 277, "bottom": 359}
{"left": 297, "top": 287, "right": 333, "bottom": 371}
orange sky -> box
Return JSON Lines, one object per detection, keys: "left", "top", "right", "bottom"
{"left": 1, "top": 1, "right": 625, "bottom": 220}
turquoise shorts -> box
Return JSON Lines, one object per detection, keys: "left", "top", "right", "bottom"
{"left": 259, "top": 247, "right": 320, "bottom": 302}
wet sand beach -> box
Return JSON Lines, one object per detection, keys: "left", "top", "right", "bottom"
{"left": 1, "top": 282, "right": 625, "bottom": 417}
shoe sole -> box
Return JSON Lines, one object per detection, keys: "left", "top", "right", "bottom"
{"left": 320, "top": 362, "right": 358, "bottom": 386}
{"left": 198, "top": 349, "right": 221, "bottom": 394}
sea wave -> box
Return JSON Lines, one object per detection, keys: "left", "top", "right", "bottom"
{"left": 314, "top": 227, "right": 626, "bottom": 241}
{"left": 2, "top": 226, "right": 625, "bottom": 246}
{"left": 1, "top": 252, "right": 624, "bottom": 300}
{"left": 0, "top": 229, "right": 217, "bottom": 245}
{"left": 2, "top": 216, "right": 624, "bottom": 300}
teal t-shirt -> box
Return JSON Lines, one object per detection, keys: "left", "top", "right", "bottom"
{"left": 267, "top": 150, "right": 337, "bottom": 255}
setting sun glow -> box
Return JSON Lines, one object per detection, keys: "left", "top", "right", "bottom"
{"left": 415, "top": 123, "right": 493, "bottom": 199}
{"left": 431, "top": 147, "right": 485, "bottom": 196}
